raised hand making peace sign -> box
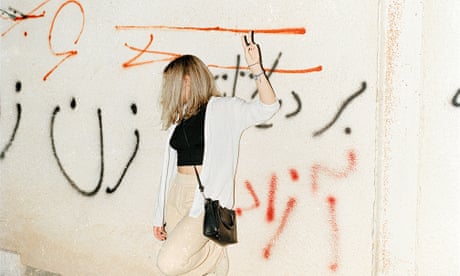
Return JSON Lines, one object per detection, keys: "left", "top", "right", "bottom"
{"left": 241, "top": 31, "right": 276, "bottom": 104}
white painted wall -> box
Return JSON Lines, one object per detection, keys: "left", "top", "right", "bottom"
{"left": 416, "top": 1, "right": 460, "bottom": 275}
{"left": 0, "top": 0, "right": 458, "bottom": 275}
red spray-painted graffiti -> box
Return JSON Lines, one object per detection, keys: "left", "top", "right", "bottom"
{"left": 235, "top": 181, "right": 261, "bottom": 216}
{"left": 327, "top": 196, "right": 339, "bottom": 272}
{"left": 266, "top": 173, "right": 277, "bottom": 222}
{"left": 311, "top": 150, "right": 357, "bottom": 194}
{"left": 236, "top": 150, "right": 357, "bottom": 272}
{"left": 263, "top": 197, "right": 297, "bottom": 259}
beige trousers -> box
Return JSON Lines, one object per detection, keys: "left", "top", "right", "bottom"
{"left": 157, "top": 172, "right": 225, "bottom": 276}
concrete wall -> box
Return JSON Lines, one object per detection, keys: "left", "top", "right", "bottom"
{"left": 0, "top": 0, "right": 458, "bottom": 275}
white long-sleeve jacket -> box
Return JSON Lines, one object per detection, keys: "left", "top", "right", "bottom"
{"left": 153, "top": 96, "right": 280, "bottom": 227}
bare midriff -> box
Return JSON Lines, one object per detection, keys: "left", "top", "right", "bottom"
{"left": 178, "top": 165, "right": 202, "bottom": 175}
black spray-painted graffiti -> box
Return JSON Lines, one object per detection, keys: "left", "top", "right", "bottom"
{"left": 50, "top": 97, "right": 140, "bottom": 196}
{"left": 214, "top": 52, "right": 301, "bottom": 129}
{"left": 1, "top": 81, "right": 22, "bottom": 160}
{"left": 452, "top": 89, "right": 460, "bottom": 107}
{"left": 313, "top": 82, "right": 367, "bottom": 137}
{"left": 0, "top": 7, "right": 27, "bottom": 20}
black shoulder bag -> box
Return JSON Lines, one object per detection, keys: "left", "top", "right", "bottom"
{"left": 182, "top": 124, "right": 237, "bottom": 246}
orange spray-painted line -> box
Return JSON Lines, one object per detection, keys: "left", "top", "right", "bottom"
{"left": 44, "top": 0, "right": 85, "bottom": 81}
{"left": 115, "top": 25, "right": 306, "bottom": 35}
{"left": 208, "top": 64, "right": 322, "bottom": 74}
{"left": 123, "top": 34, "right": 181, "bottom": 68}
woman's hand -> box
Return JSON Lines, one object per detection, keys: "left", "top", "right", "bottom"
{"left": 241, "top": 31, "right": 263, "bottom": 74}
{"left": 153, "top": 226, "right": 167, "bottom": 241}
{"left": 240, "top": 30, "right": 277, "bottom": 104}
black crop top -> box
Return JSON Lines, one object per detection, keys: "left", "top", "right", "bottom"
{"left": 170, "top": 106, "right": 206, "bottom": 166}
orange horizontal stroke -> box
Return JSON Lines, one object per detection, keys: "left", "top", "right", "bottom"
{"left": 208, "top": 64, "right": 323, "bottom": 74}
{"left": 115, "top": 25, "right": 306, "bottom": 35}
{"left": 123, "top": 40, "right": 321, "bottom": 74}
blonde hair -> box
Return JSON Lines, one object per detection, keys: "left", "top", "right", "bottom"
{"left": 160, "top": 55, "right": 221, "bottom": 129}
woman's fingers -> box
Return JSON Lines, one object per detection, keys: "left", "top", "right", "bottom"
{"left": 247, "top": 30, "right": 255, "bottom": 45}
{"left": 241, "top": 34, "right": 249, "bottom": 48}
{"left": 241, "top": 30, "right": 256, "bottom": 48}
{"left": 153, "top": 226, "right": 167, "bottom": 241}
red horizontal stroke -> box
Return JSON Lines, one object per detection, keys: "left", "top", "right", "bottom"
{"left": 115, "top": 25, "right": 306, "bottom": 35}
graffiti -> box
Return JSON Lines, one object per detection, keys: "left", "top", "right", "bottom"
{"left": 285, "top": 91, "right": 302, "bottom": 118}
{"left": 213, "top": 51, "right": 305, "bottom": 128}
{"left": 50, "top": 104, "right": 104, "bottom": 196}
{"left": 236, "top": 169, "right": 299, "bottom": 260}
{"left": 122, "top": 33, "right": 180, "bottom": 68}
{"left": 263, "top": 197, "right": 297, "bottom": 259}
{"left": 1, "top": 1, "right": 50, "bottom": 36}
{"left": 0, "top": 6, "right": 45, "bottom": 22}
{"left": 106, "top": 119, "right": 140, "bottom": 194}
{"left": 50, "top": 98, "right": 140, "bottom": 196}
{"left": 120, "top": 32, "right": 322, "bottom": 75}
{"left": 45, "top": 0, "right": 85, "bottom": 81}
{"left": 0, "top": 7, "right": 27, "bottom": 20}
{"left": 235, "top": 181, "right": 260, "bottom": 216}
{"left": 231, "top": 55, "right": 241, "bottom": 97}
{"left": 236, "top": 150, "right": 357, "bottom": 272}
{"left": 1, "top": 1, "right": 85, "bottom": 81}
{"left": 115, "top": 25, "right": 307, "bottom": 35}
{"left": 311, "top": 150, "right": 356, "bottom": 271}
{"left": 311, "top": 150, "right": 357, "bottom": 194}
{"left": 313, "top": 82, "right": 367, "bottom": 137}
{"left": 1, "top": 3, "right": 373, "bottom": 272}
{"left": 452, "top": 89, "right": 460, "bottom": 107}
{"left": 0, "top": 81, "right": 22, "bottom": 160}
{"left": 266, "top": 174, "right": 278, "bottom": 222}
{"left": 117, "top": 24, "right": 321, "bottom": 75}
{"left": 327, "top": 196, "right": 339, "bottom": 272}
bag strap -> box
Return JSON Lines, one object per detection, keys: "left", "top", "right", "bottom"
{"left": 181, "top": 123, "right": 206, "bottom": 198}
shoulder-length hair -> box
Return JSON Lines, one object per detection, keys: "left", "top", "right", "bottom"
{"left": 160, "top": 55, "right": 221, "bottom": 129}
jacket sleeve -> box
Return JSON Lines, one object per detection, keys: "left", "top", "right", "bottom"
{"left": 232, "top": 97, "right": 280, "bottom": 130}
{"left": 153, "top": 128, "right": 177, "bottom": 227}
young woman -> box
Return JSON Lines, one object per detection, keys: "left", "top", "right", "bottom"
{"left": 153, "top": 31, "right": 279, "bottom": 275}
